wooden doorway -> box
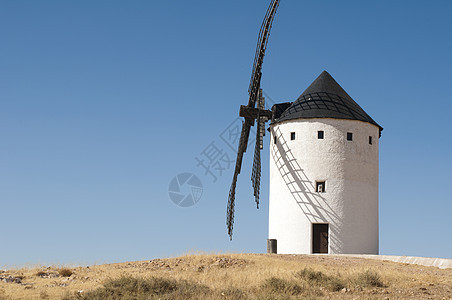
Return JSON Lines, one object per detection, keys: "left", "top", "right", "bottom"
{"left": 312, "top": 224, "right": 329, "bottom": 254}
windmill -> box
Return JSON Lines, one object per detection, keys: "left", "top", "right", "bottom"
{"left": 226, "top": 0, "right": 382, "bottom": 255}
{"left": 226, "top": 0, "right": 280, "bottom": 239}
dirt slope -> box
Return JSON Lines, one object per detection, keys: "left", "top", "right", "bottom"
{"left": 0, "top": 254, "right": 451, "bottom": 299}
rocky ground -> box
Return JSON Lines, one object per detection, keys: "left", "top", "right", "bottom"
{"left": 0, "top": 254, "right": 451, "bottom": 299}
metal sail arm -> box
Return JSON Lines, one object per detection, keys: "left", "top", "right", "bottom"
{"left": 227, "top": 119, "right": 252, "bottom": 239}
{"left": 227, "top": 0, "right": 281, "bottom": 240}
{"left": 248, "top": 0, "right": 281, "bottom": 108}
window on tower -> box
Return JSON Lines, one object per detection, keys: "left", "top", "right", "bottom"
{"left": 274, "top": 136, "right": 277, "bottom": 145}
{"left": 290, "top": 132, "right": 296, "bottom": 140}
{"left": 347, "top": 132, "right": 353, "bottom": 141}
{"left": 318, "top": 131, "right": 324, "bottom": 139}
{"left": 369, "top": 136, "right": 373, "bottom": 145}
{"left": 316, "top": 181, "right": 326, "bottom": 193}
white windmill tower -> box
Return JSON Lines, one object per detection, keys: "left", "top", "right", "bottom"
{"left": 267, "top": 71, "right": 382, "bottom": 254}
{"left": 226, "top": 1, "right": 382, "bottom": 255}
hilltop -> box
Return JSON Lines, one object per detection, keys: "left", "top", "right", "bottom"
{"left": 0, "top": 254, "right": 451, "bottom": 299}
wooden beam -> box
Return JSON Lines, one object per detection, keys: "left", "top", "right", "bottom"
{"left": 239, "top": 105, "right": 273, "bottom": 120}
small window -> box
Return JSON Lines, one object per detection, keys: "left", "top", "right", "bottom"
{"left": 369, "top": 136, "right": 373, "bottom": 145}
{"left": 318, "top": 131, "right": 324, "bottom": 139}
{"left": 316, "top": 181, "right": 326, "bottom": 193}
{"left": 290, "top": 132, "right": 296, "bottom": 140}
{"left": 347, "top": 132, "right": 353, "bottom": 141}
{"left": 274, "top": 136, "right": 277, "bottom": 144}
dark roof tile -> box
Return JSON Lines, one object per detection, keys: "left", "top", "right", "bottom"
{"left": 273, "top": 71, "right": 383, "bottom": 132}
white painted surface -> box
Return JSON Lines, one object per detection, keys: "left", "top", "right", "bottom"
{"left": 332, "top": 254, "right": 452, "bottom": 269}
{"left": 268, "top": 118, "right": 380, "bottom": 254}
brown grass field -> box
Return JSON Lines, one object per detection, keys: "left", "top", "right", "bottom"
{"left": 0, "top": 254, "right": 450, "bottom": 299}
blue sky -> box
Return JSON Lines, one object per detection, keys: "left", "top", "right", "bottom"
{"left": 1, "top": 0, "right": 451, "bottom": 267}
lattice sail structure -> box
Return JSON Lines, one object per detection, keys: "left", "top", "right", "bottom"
{"left": 226, "top": 0, "right": 280, "bottom": 239}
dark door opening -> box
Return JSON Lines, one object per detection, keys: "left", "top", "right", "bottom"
{"left": 312, "top": 224, "right": 329, "bottom": 254}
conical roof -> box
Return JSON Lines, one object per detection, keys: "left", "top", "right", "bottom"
{"left": 274, "top": 71, "right": 382, "bottom": 131}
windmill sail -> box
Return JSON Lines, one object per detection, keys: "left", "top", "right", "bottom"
{"left": 227, "top": 0, "right": 280, "bottom": 240}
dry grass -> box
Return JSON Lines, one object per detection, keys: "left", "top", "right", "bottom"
{"left": 354, "top": 269, "right": 384, "bottom": 288}
{"left": 261, "top": 277, "right": 303, "bottom": 296}
{"left": 61, "top": 277, "right": 211, "bottom": 300}
{"left": 58, "top": 269, "right": 73, "bottom": 278}
{"left": 0, "top": 254, "right": 451, "bottom": 299}
{"left": 296, "top": 268, "right": 345, "bottom": 291}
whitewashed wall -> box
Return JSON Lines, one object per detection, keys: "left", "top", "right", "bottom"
{"left": 268, "top": 118, "right": 379, "bottom": 254}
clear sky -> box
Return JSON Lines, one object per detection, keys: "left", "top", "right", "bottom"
{"left": 1, "top": 0, "right": 451, "bottom": 267}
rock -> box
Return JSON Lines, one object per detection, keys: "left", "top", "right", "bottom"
{"left": 196, "top": 266, "right": 205, "bottom": 272}
{"left": 1, "top": 276, "right": 22, "bottom": 284}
